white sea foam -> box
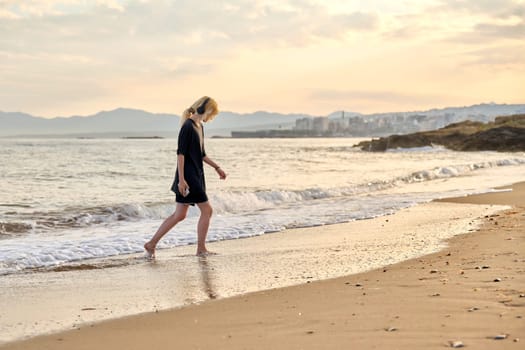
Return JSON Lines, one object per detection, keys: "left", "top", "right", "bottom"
{"left": 386, "top": 145, "right": 448, "bottom": 153}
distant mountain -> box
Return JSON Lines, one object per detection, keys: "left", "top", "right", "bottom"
{"left": 1, "top": 103, "right": 524, "bottom": 137}
{"left": 0, "top": 108, "right": 179, "bottom": 137}
{"left": 358, "top": 103, "right": 525, "bottom": 121}
{"left": 0, "top": 109, "right": 311, "bottom": 137}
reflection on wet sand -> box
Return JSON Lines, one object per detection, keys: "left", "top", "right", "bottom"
{"left": 198, "top": 256, "right": 218, "bottom": 299}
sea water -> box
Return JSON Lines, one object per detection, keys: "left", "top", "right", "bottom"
{"left": 0, "top": 137, "right": 524, "bottom": 275}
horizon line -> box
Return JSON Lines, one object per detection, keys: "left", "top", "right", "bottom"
{"left": 2, "top": 101, "right": 525, "bottom": 120}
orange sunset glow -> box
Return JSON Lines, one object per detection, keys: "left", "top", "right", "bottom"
{"left": 1, "top": 0, "right": 524, "bottom": 116}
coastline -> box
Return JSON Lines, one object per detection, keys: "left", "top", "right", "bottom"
{"left": 1, "top": 182, "right": 524, "bottom": 349}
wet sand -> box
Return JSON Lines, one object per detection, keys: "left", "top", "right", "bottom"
{"left": 1, "top": 183, "right": 524, "bottom": 349}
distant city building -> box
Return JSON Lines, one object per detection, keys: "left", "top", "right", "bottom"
{"left": 295, "top": 117, "right": 313, "bottom": 130}
{"left": 313, "top": 117, "right": 329, "bottom": 132}
{"left": 234, "top": 104, "right": 525, "bottom": 138}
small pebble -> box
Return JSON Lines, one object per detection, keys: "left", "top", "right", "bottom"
{"left": 494, "top": 334, "right": 508, "bottom": 340}
{"left": 513, "top": 338, "right": 519, "bottom": 342}
{"left": 431, "top": 293, "right": 441, "bottom": 297}
{"left": 430, "top": 269, "right": 439, "bottom": 274}
{"left": 306, "top": 330, "right": 314, "bottom": 335}
{"left": 468, "top": 307, "right": 479, "bottom": 312}
{"left": 385, "top": 327, "right": 397, "bottom": 332}
{"left": 449, "top": 340, "right": 464, "bottom": 348}
{"left": 519, "top": 294, "right": 525, "bottom": 298}
{"left": 355, "top": 283, "right": 362, "bottom": 287}
{"left": 493, "top": 278, "right": 502, "bottom": 282}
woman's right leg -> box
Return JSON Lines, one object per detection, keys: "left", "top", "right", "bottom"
{"left": 144, "top": 203, "right": 189, "bottom": 255}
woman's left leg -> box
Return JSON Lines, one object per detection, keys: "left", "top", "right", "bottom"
{"left": 196, "top": 201, "right": 213, "bottom": 255}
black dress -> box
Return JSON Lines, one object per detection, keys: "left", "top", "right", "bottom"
{"left": 171, "top": 118, "right": 208, "bottom": 204}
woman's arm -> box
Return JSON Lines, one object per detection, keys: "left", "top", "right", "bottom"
{"left": 203, "top": 156, "right": 227, "bottom": 180}
{"left": 177, "top": 154, "right": 189, "bottom": 195}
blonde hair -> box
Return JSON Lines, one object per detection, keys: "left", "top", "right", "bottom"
{"left": 181, "top": 96, "right": 219, "bottom": 125}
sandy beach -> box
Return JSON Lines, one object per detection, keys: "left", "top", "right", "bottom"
{"left": 1, "top": 182, "right": 524, "bottom": 349}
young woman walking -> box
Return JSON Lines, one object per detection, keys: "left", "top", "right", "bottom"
{"left": 144, "top": 96, "right": 226, "bottom": 258}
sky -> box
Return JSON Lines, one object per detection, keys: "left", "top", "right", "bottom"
{"left": 1, "top": 0, "right": 524, "bottom": 117}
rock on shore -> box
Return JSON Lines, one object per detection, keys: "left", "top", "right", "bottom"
{"left": 355, "top": 114, "right": 525, "bottom": 152}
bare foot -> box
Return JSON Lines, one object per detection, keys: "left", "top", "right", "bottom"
{"left": 144, "top": 242, "right": 156, "bottom": 260}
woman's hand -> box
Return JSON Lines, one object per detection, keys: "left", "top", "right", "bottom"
{"left": 178, "top": 179, "right": 189, "bottom": 196}
{"left": 203, "top": 157, "right": 226, "bottom": 180}
{"left": 216, "top": 167, "right": 227, "bottom": 180}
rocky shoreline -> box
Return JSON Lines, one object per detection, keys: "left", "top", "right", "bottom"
{"left": 355, "top": 114, "right": 525, "bottom": 152}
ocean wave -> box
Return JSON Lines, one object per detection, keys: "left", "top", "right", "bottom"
{"left": 0, "top": 155, "right": 523, "bottom": 274}
{"left": 1, "top": 157, "right": 523, "bottom": 235}
{"left": 12, "top": 203, "right": 176, "bottom": 233}
{"left": 0, "top": 222, "right": 33, "bottom": 236}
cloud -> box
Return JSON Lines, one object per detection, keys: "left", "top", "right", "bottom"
{"left": 96, "top": 0, "right": 124, "bottom": 12}
{"left": 0, "top": 0, "right": 381, "bottom": 115}
{"left": 0, "top": 1, "right": 379, "bottom": 51}
{"left": 0, "top": 0, "right": 381, "bottom": 84}
{"left": 474, "top": 22, "right": 525, "bottom": 39}
{"left": 0, "top": 9, "right": 17, "bottom": 18}
{"left": 445, "top": 21, "right": 525, "bottom": 44}
{"left": 383, "top": 0, "right": 525, "bottom": 42}
{"left": 434, "top": 0, "right": 524, "bottom": 17}
{"left": 313, "top": 12, "right": 378, "bottom": 38}
{"left": 433, "top": 0, "right": 525, "bottom": 41}
{"left": 0, "top": 0, "right": 70, "bottom": 17}
{"left": 460, "top": 45, "right": 525, "bottom": 69}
